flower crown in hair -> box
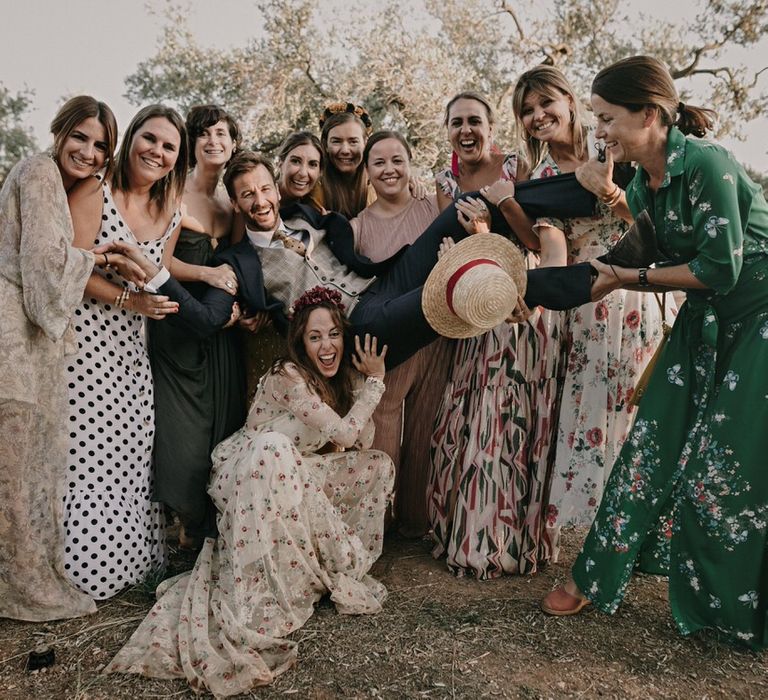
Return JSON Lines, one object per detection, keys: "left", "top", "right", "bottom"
{"left": 319, "top": 102, "right": 373, "bottom": 134}
{"left": 288, "top": 286, "right": 346, "bottom": 319}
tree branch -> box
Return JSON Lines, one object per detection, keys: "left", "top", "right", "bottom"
{"left": 685, "top": 66, "right": 736, "bottom": 84}
{"left": 497, "top": 0, "right": 526, "bottom": 42}
{"left": 671, "top": 7, "right": 759, "bottom": 78}
{"left": 303, "top": 60, "right": 329, "bottom": 99}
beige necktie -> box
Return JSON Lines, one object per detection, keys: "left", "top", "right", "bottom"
{"left": 273, "top": 230, "right": 307, "bottom": 257}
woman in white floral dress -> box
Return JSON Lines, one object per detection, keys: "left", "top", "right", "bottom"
{"left": 509, "top": 66, "right": 674, "bottom": 535}
{"left": 106, "top": 287, "right": 395, "bottom": 696}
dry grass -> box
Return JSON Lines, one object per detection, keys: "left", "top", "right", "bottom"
{"left": 1, "top": 530, "right": 765, "bottom": 699}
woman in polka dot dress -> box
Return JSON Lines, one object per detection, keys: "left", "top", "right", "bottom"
{"left": 64, "top": 105, "right": 188, "bottom": 599}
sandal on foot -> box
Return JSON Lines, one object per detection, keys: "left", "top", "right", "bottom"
{"left": 540, "top": 585, "right": 591, "bottom": 616}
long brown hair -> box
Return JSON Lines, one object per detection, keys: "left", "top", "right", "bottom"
{"left": 591, "top": 55, "right": 717, "bottom": 138}
{"left": 50, "top": 95, "right": 118, "bottom": 181}
{"left": 112, "top": 104, "right": 188, "bottom": 213}
{"left": 320, "top": 111, "right": 369, "bottom": 219}
{"left": 512, "top": 65, "right": 586, "bottom": 171}
{"left": 273, "top": 300, "right": 355, "bottom": 415}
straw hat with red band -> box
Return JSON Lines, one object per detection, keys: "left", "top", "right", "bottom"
{"left": 422, "top": 233, "right": 528, "bottom": 338}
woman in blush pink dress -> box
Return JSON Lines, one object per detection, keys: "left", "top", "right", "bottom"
{"left": 351, "top": 130, "right": 452, "bottom": 537}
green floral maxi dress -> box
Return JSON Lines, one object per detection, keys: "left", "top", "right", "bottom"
{"left": 572, "top": 127, "right": 768, "bottom": 650}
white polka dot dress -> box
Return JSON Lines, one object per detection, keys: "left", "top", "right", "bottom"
{"left": 63, "top": 184, "right": 179, "bottom": 600}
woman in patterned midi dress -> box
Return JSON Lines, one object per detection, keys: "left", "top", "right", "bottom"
{"left": 63, "top": 105, "right": 189, "bottom": 599}
{"left": 0, "top": 96, "right": 146, "bottom": 620}
{"left": 428, "top": 91, "right": 560, "bottom": 579}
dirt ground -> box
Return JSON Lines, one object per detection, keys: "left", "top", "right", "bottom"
{"left": 1, "top": 529, "right": 765, "bottom": 699}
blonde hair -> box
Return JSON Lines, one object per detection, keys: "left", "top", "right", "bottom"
{"left": 512, "top": 65, "right": 586, "bottom": 170}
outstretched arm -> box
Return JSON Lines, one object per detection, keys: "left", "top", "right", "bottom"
{"left": 108, "top": 239, "right": 235, "bottom": 336}
{"left": 590, "top": 259, "right": 706, "bottom": 300}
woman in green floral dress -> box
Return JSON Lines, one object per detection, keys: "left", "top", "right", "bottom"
{"left": 541, "top": 55, "right": 768, "bottom": 651}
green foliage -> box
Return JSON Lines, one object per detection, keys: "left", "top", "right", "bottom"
{"left": 0, "top": 84, "right": 38, "bottom": 186}
{"left": 123, "top": 0, "right": 768, "bottom": 172}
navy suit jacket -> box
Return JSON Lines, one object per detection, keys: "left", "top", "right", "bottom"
{"left": 160, "top": 202, "right": 406, "bottom": 338}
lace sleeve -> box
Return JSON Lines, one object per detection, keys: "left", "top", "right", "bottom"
{"left": 18, "top": 157, "right": 95, "bottom": 339}
{"left": 272, "top": 366, "right": 385, "bottom": 449}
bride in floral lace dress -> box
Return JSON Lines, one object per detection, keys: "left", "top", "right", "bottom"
{"left": 106, "top": 287, "right": 394, "bottom": 696}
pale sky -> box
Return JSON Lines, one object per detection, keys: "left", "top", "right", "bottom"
{"left": 2, "top": 0, "right": 766, "bottom": 172}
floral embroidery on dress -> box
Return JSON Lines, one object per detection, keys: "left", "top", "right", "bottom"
{"left": 106, "top": 370, "right": 394, "bottom": 695}
{"left": 543, "top": 134, "right": 674, "bottom": 529}
{"left": 572, "top": 127, "right": 768, "bottom": 650}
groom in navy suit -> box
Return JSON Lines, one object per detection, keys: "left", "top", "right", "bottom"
{"left": 146, "top": 152, "right": 594, "bottom": 368}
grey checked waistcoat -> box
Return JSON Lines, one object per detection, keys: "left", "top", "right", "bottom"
{"left": 257, "top": 215, "right": 376, "bottom": 314}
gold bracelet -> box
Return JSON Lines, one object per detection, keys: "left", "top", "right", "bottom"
{"left": 115, "top": 288, "right": 129, "bottom": 309}
{"left": 600, "top": 185, "right": 622, "bottom": 207}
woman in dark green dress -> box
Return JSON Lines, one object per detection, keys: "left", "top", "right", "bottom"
{"left": 541, "top": 56, "right": 768, "bottom": 651}
{"left": 150, "top": 106, "right": 246, "bottom": 546}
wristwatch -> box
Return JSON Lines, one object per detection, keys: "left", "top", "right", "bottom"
{"left": 638, "top": 267, "right": 650, "bottom": 287}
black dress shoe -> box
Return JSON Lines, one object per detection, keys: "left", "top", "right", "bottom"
{"left": 598, "top": 210, "right": 665, "bottom": 268}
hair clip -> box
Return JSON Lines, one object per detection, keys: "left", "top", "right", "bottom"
{"left": 319, "top": 102, "right": 373, "bottom": 132}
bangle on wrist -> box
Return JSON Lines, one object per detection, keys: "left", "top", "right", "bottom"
{"left": 600, "top": 185, "right": 622, "bottom": 207}
{"left": 495, "top": 193, "right": 515, "bottom": 208}
{"left": 114, "top": 288, "right": 131, "bottom": 309}
{"left": 103, "top": 253, "right": 111, "bottom": 268}
{"left": 638, "top": 267, "right": 650, "bottom": 287}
